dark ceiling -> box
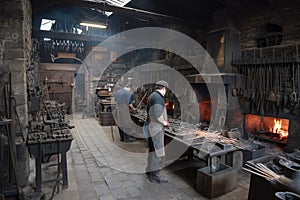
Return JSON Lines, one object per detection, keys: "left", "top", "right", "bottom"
{"left": 31, "top": 0, "right": 219, "bottom": 20}
{"left": 31, "top": 0, "right": 300, "bottom": 31}
{"left": 31, "top": 0, "right": 220, "bottom": 27}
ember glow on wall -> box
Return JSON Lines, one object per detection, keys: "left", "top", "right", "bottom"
{"left": 245, "top": 114, "right": 290, "bottom": 144}
{"left": 200, "top": 101, "right": 211, "bottom": 122}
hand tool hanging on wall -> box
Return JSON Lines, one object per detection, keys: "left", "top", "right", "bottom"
{"left": 283, "top": 53, "right": 289, "bottom": 109}
{"left": 232, "top": 63, "right": 238, "bottom": 97}
{"left": 257, "top": 52, "right": 265, "bottom": 115}
{"left": 250, "top": 65, "right": 257, "bottom": 113}
{"left": 66, "top": 40, "right": 70, "bottom": 52}
{"left": 73, "top": 41, "right": 78, "bottom": 53}
{"left": 268, "top": 62, "right": 276, "bottom": 102}
{"left": 241, "top": 65, "right": 248, "bottom": 97}
{"left": 243, "top": 65, "right": 251, "bottom": 100}
{"left": 297, "top": 58, "right": 300, "bottom": 108}
{"left": 261, "top": 59, "right": 266, "bottom": 115}
{"left": 238, "top": 63, "right": 245, "bottom": 96}
{"left": 291, "top": 58, "right": 297, "bottom": 106}
{"left": 255, "top": 61, "right": 261, "bottom": 113}
{"left": 266, "top": 61, "right": 276, "bottom": 113}
{"left": 296, "top": 45, "right": 300, "bottom": 107}
{"left": 275, "top": 59, "right": 281, "bottom": 107}
{"left": 265, "top": 61, "right": 270, "bottom": 106}
{"left": 295, "top": 59, "right": 300, "bottom": 109}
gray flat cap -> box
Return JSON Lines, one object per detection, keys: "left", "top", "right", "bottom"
{"left": 156, "top": 80, "right": 169, "bottom": 88}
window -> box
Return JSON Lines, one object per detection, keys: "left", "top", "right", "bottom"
{"left": 97, "top": 0, "right": 132, "bottom": 16}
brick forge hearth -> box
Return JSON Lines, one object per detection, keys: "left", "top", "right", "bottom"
{"left": 189, "top": 73, "right": 244, "bottom": 133}
{"left": 244, "top": 113, "right": 300, "bottom": 152}
{"left": 189, "top": 73, "right": 299, "bottom": 153}
{"left": 231, "top": 44, "right": 300, "bottom": 153}
{"left": 187, "top": 17, "right": 300, "bottom": 153}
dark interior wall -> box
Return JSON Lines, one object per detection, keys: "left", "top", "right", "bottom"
{"left": 205, "top": 9, "right": 241, "bottom": 73}
{"left": 236, "top": 7, "right": 300, "bottom": 49}
{"left": 39, "top": 63, "right": 79, "bottom": 113}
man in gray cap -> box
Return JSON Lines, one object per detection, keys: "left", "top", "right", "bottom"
{"left": 145, "top": 80, "right": 170, "bottom": 183}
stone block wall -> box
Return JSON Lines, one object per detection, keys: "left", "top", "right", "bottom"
{"left": 0, "top": 0, "right": 32, "bottom": 137}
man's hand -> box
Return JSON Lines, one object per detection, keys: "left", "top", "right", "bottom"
{"left": 163, "top": 121, "right": 170, "bottom": 127}
{"left": 130, "top": 108, "right": 138, "bottom": 114}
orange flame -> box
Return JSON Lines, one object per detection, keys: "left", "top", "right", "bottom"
{"left": 272, "top": 119, "right": 289, "bottom": 139}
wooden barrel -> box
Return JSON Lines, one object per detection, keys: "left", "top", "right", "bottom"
{"left": 99, "top": 112, "right": 115, "bottom": 126}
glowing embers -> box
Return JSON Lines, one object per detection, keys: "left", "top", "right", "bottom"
{"left": 166, "top": 101, "right": 175, "bottom": 115}
{"left": 245, "top": 114, "right": 289, "bottom": 144}
{"left": 200, "top": 101, "right": 211, "bottom": 122}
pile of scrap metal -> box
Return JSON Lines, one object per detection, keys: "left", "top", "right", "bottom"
{"left": 27, "top": 98, "right": 74, "bottom": 152}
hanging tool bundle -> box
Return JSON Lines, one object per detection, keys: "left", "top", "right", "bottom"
{"left": 41, "top": 39, "right": 86, "bottom": 56}
{"left": 233, "top": 44, "right": 300, "bottom": 115}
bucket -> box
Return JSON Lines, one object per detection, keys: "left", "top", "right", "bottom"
{"left": 275, "top": 192, "right": 300, "bottom": 200}
{"left": 196, "top": 163, "right": 237, "bottom": 198}
{"left": 99, "top": 112, "right": 115, "bottom": 126}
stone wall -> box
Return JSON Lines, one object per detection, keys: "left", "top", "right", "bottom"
{"left": 0, "top": 0, "right": 31, "bottom": 138}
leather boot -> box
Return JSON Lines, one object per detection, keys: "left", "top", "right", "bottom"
{"left": 118, "top": 127, "right": 125, "bottom": 141}
{"left": 124, "top": 134, "right": 136, "bottom": 142}
{"left": 149, "top": 171, "right": 168, "bottom": 183}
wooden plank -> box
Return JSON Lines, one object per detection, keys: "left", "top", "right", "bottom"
{"left": 92, "top": 46, "right": 108, "bottom": 52}
{"left": 40, "top": 63, "right": 80, "bottom": 71}
{"left": 57, "top": 52, "right": 76, "bottom": 59}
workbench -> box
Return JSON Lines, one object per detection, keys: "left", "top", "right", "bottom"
{"left": 165, "top": 127, "right": 251, "bottom": 168}
{"left": 130, "top": 110, "right": 251, "bottom": 167}
{"left": 131, "top": 110, "right": 267, "bottom": 197}
{"left": 131, "top": 110, "right": 254, "bottom": 197}
{"left": 27, "top": 134, "right": 73, "bottom": 193}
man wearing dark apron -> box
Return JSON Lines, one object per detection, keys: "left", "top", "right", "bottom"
{"left": 115, "top": 84, "right": 137, "bottom": 142}
{"left": 145, "top": 80, "right": 170, "bottom": 183}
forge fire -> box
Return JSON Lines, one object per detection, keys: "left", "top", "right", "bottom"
{"left": 271, "top": 119, "right": 289, "bottom": 139}
{"left": 245, "top": 114, "right": 290, "bottom": 143}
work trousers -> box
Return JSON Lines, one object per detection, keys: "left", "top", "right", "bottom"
{"left": 118, "top": 127, "right": 132, "bottom": 141}
{"left": 146, "top": 136, "right": 164, "bottom": 175}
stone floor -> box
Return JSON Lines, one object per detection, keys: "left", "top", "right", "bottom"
{"left": 25, "top": 115, "right": 257, "bottom": 200}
